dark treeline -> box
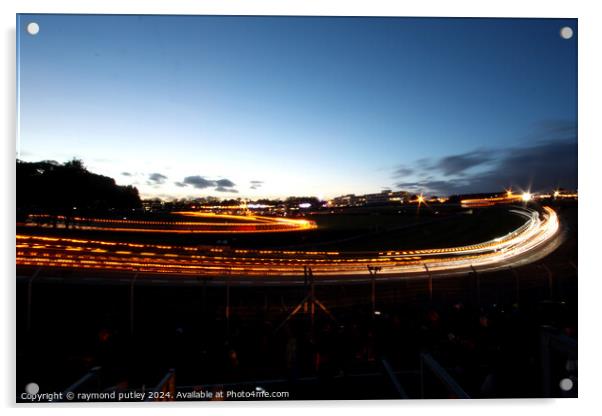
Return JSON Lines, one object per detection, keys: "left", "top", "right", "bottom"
{"left": 17, "top": 159, "right": 141, "bottom": 221}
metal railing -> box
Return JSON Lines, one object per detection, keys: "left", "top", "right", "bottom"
{"left": 381, "top": 358, "right": 409, "bottom": 399}
{"left": 420, "top": 352, "right": 470, "bottom": 399}
{"left": 145, "top": 368, "right": 176, "bottom": 402}
{"left": 60, "top": 366, "right": 102, "bottom": 400}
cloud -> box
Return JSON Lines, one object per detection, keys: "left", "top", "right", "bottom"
{"left": 391, "top": 121, "right": 577, "bottom": 195}
{"left": 179, "top": 175, "right": 239, "bottom": 193}
{"left": 250, "top": 180, "right": 264, "bottom": 190}
{"left": 394, "top": 137, "right": 577, "bottom": 195}
{"left": 434, "top": 149, "right": 493, "bottom": 176}
{"left": 397, "top": 150, "right": 493, "bottom": 178}
{"left": 148, "top": 173, "right": 168, "bottom": 185}
{"left": 536, "top": 120, "right": 577, "bottom": 138}
{"left": 214, "top": 178, "right": 237, "bottom": 193}
{"left": 215, "top": 186, "right": 239, "bottom": 193}
{"left": 215, "top": 179, "right": 236, "bottom": 188}
{"left": 396, "top": 179, "right": 466, "bottom": 195}
{"left": 394, "top": 166, "right": 414, "bottom": 177}
{"left": 182, "top": 176, "right": 215, "bottom": 189}
{"left": 121, "top": 172, "right": 132, "bottom": 176}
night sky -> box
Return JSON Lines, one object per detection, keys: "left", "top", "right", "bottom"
{"left": 17, "top": 15, "right": 577, "bottom": 199}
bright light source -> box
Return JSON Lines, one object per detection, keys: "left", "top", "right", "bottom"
{"left": 417, "top": 195, "right": 424, "bottom": 203}
{"left": 521, "top": 192, "right": 532, "bottom": 202}
{"left": 298, "top": 202, "right": 311, "bottom": 209}
{"left": 553, "top": 190, "right": 560, "bottom": 198}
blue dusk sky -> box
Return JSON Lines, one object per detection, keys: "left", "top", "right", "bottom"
{"left": 17, "top": 15, "right": 577, "bottom": 199}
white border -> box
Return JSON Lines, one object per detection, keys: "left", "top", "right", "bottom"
{"left": 2, "top": 1, "right": 601, "bottom": 415}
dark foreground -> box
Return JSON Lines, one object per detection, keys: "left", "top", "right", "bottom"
{"left": 16, "top": 206, "right": 578, "bottom": 401}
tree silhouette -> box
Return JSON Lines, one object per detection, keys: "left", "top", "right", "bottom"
{"left": 17, "top": 158, "right": 141, "bottom": 224}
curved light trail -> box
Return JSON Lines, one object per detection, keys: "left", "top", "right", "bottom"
{"left": 16, "top": 206, "right": 559, "bottom": 280}
{"left": 22, "top": 212, "right": 317, "bottom": 233}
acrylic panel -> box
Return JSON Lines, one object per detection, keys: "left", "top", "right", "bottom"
{"left": 16, "top": 14, "right": 577, "bottom": 402}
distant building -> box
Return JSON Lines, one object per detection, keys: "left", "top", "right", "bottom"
{"left": 329, "top": 194, "right": 361, "bottom": 207}
{"left": 365, "top": 191, "right": 391, "bottom": 205}
{"left": 329, "top": 190, "right": 409, "bottom": 207}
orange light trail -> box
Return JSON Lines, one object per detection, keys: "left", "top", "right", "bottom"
{"left": 23, "top": 212, "right": 317, "bottom": 234}
{"left": 16, "top": 207, "right": 559, "bottom": 278}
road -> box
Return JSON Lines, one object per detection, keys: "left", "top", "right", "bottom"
{"left": 21, "top": 211, "right": 317, "bottom": 233}
{"left": 16, "top": 206, "right": 560, "bottom": 285}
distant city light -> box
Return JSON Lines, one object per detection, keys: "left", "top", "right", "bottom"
{"left": 417, "top": 195, "right": 425, "bottom": 204}
{"left": 521, "top": 192, "right": 532, "bottom": 202}
{"left": 248, "top": 203, "right": 270, "bottom": 209}
{"left": 298, "top": 202, "right": 311, "bottom": 209}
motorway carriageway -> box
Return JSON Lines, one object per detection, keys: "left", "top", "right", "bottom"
{"left": 15, "top": 206, "right": 560, "bottom": 281}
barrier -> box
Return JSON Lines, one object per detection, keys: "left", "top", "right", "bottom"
{"left": 420, "top": 353, "right": 470, "bottom": 399}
